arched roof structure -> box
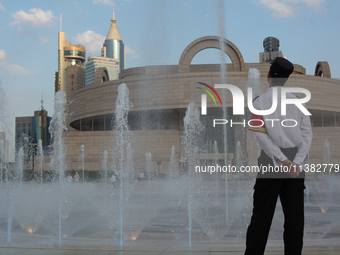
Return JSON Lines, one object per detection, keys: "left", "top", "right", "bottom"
{"left": 179, "top": 36, "right": 245, "bottom": 73}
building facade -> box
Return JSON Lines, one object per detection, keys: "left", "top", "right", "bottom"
{"left": 15, "top": 107, "right": 52, "bottom": 158}
{"left": 15, "top": 116, "right": 33, "bottom": 158}
{"left": 259, "top": 36, "right": 283, "bottom": 63}
{"left": 85, "top": 7, "right": 124, "bottom": 88}
{"left": 85, "top": 56, "right": 119, "bottom": 86}
{"left": 57, "top": 36, "right": 340, "bottom": 175}
{"left": 55, "top": 29, "right": 86, "bottom": 126}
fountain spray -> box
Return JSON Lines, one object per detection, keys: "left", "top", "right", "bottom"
{"left": 78, "top": 145, "right": 87, "bottom": 183}
{"left": 49, "top": 91, "right": 67, "bottom": 245}
{"left": 37, "top": 139, "right": 44, "bottom": 184}
{"left": 182, "top": 102, "right": 204, "bottom": 247}
{"left": 218, "top": 0, "right": 229, "bottom": 223}
{"left": 113, "top": 83, "right": 133, "bottom": 246}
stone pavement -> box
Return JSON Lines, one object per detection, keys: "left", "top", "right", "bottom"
{"left": 0, "top": 243, "right": 339, "bottom": 255}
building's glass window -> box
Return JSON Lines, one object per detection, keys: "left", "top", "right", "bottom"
{"left": 64, "top": 50, "right": 85, "bottom": 58}
{"left": 323, "top": 112, "right": 335, "bottom": 127}
{"left": 336, "top": 113, "right": 340, "bottom": 126}
{"left": 22, "top": 123, "right": 26, "bottom": 127}
{"left": 310, "top": 110, "right": 340, "bottom": 127}
{"left": 23, "top": 128, "right": 26, "bottom": 133}
{"left": 17, "top": 123, "right": 20, "bottom": 127}
{"left": 313, "top": 116, "right": 323, "bottom": 127}
{"left": 17, "top": 129, "right": 20, "bottom": 136}
{"left": 151, "top": 124, "right": 171, "bottom": 130}
{"left": 28, "top": 123, "right": 31, "bottom": 127}
{"left": 67, "top": 59, "right": 83, "bottom": 66}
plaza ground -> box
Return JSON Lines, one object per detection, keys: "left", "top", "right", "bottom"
{"left": 1, "top": 242, "right": 340, "bottom": 255}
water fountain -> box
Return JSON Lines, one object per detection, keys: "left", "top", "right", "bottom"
{"left": 37, "top": 139, "right": 44, "bottom": 184}
{"left": 181, "top": 102, "right": 204, "bottom": 246}
{"left": 102, "top": 150, "right": 108, "bottom": 198}
{"left": 323, "top": 139, "right": 332, "bottom": 205}
{"left": 0, "top": 139, "right": 4, "bottom": 186}
{"left": 0, "top": 82, "right": 339, "bottom": 251}
{"left": 0, "top": 80, "right": 14, "bottom": 243}
{"left": 1, "top": 3, "right": 340, "bottom": 252}
{"left": 112, "top": 83, "right": 133, "bottom": 246}
{"left": 245, "top": 68, "right": 263, "bottom": 169}
{"left": 49, "top": 90, "right": 67, "bottom": 245}
{"left": 78, "top": 145, "right": 86, "bottom": 183}
{"left": 307, "top": 139, "right": 333, "bottom": 213}
{"left": 16, "top": 147, "right": 24, "bottom": 185}
{"left": 169, "top": 145, "right": 176, "bottom": 178}
{"left": 145, "top": 152, "right": 153, "bottom": 205}
{"left": 218, "top": 1, "right": 229, "bottom": 225}
{"left": 5, "top": 158, "right": 12, "bottom": 244}
{"left": 235, "top": 141, "right": 242, "bottom": 210}
{"left": 246, "top": 68, "right": 262, "bottom": 99}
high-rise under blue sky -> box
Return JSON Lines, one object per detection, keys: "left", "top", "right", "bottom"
{"left": 0, "top": 0, "right": 339, "bottom": 133}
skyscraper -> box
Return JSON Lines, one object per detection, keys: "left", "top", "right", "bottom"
{"left": 259, "top": 36, "right": 283, "bottom": 63}
{"left": 85, "top": 7, "right": 124, "bottom": 87}
{"left": 31, "top": 96, "right": 52, "bottom": 148}
{"left": 85, "top": 56, "right": 119, "bottom": 87}
{"left": 15, "top": 95, "right": 52, "bottom": 159}
{"left": 101, "top": 6, "right": 125, "bottom": 73}
{"left": 55, "top": 19, "right": 86, "bottom": 126}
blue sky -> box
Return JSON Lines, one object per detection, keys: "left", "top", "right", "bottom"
{"left": 0, "top": 0, "right": 339, "bottom": 144}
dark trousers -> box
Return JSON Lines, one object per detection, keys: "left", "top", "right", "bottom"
{"left": 244, "top": 148, "right": 305, "bottom": 255}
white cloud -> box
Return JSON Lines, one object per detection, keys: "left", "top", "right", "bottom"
{"left": 0, "top": 49, "right": 32, "bottom": 75}
{"left": 259, "top": 0, "right": 296, "bottom": 18}
{"left": 258, "top": 0, "right": 327, "bottom": 17}
{"left": 93, "top": 0, "right": 114, "bottom": 6}
{"left": 7, "top": 63, "right": 31, "bottom": 75}
{"left": 10, "top": 95, "right": 24, "bottom": 101}
{"left": 284, "top": 0, "right": 325, "bottom": 8}
{"left": 16, "top": 25, "right": 34, "bottom": 36}
{"left": 301, "top": 0, "right": 326, "bottom": 10}
{"left": 180, "top": 2, "right": 192, "bottom": 8}
{"left": 73, "top": 30, "right": 105, "bottom": 54}
{"left": 0, "top": 2, "right": 5, "bottom": 11}
{"left": 0, "top": 49, "right": 6, "bottom": 60}
{"left": 39, "top": 37, "right": 49, "bottom": 43}
{"left": 125, "top": 45, "right": 135, "bottom": 55}
{"left": 10, "top": 8, "right": 57, "bottom": 27}
{"left": 14, "top": 26, "right": 51, "bottom": 43}
{"left": 125, "top": 45, "right": 140, "bottom": 59}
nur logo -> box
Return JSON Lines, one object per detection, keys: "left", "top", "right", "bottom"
{"left": 196, "top": 82, "right": 222, "bottom": 115}
{"left": 197, "top": 83, "right": 311, "bottom": 116}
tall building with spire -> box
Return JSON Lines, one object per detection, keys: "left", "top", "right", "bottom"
{"left": 101, "top": 6, "right": 125, "bottom": 72}
{"left": 55, "top": 15, "right": 86, "bottom": 126}
{"left": 85, "top": 6, "right": 125, "bottom": 87}
{"left": 32, "top": 93, "right": 51, "bottom": 148}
